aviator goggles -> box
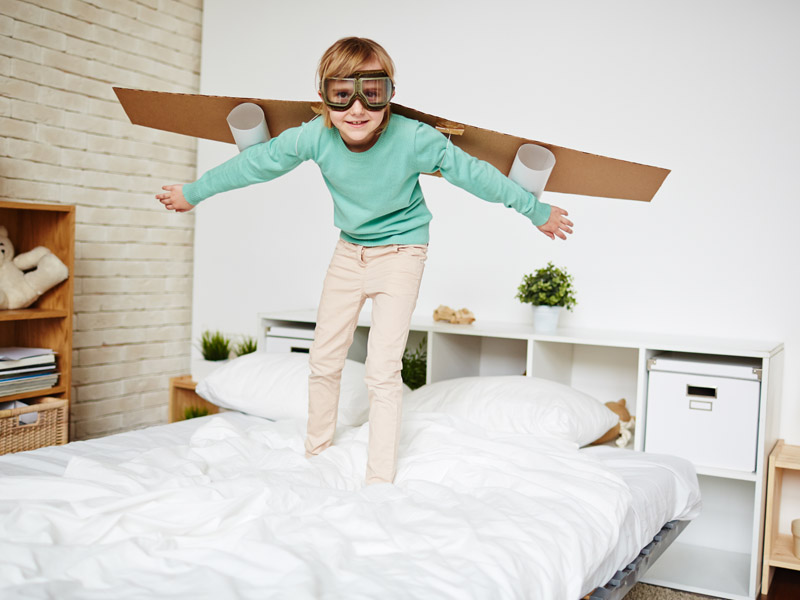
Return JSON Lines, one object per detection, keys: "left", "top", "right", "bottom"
{"left": 320, "top": 70, "right": 394, "bottom": 111}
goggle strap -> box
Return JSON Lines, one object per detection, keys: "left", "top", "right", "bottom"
{"left": 347, "top": 70, "right": 389, "bottom": 79}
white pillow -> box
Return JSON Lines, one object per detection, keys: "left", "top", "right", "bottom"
{"left": 196, "top": 352, "right": 370, "bottom": 427}
{"left": 402, "top": 376, "right": 618, "bottom": 447}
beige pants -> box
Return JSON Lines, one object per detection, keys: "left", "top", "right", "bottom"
{"left": 305, "top": 240, "right": 427, "bottom": 484}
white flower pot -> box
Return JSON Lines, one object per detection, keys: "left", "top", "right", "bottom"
{"left": 531, "top": 305, "right": 563, "bottom": 332}
{"left": 191, "top": 358, "right": 229, "bottom": 383}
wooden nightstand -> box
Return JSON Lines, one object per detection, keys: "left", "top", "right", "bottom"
{"left": 762, "top": 440, "right": 800, "bottom": 595}
{"left": 168, "top": 376, "right": 221, "bottom": 423}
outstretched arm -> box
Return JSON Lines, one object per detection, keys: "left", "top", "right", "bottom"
{"left": 156, "top": 185, "right": 194, "bottom": 213}
{"left": 159, "top": 122, "right": 309, "bottom": 210}
{"left": 537, "top": 205, "right": 573, "bottom": 240}
{"left": 418, "top": 123, "right": 572, "bottom": 238}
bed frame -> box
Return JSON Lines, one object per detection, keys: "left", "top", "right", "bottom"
{"left": 587, "top": 520, "right": 689, "bottom": 599}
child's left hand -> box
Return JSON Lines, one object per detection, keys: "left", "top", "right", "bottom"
{"left": 537, "top": 205, "right": 573, "bottom": 240}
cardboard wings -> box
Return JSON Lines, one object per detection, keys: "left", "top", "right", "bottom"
{"left": 113, "top": 87, "right": 669, "bottom": 202}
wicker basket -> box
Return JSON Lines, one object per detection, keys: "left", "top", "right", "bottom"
{"left": 0, "top": 397, "right": 68, "bottom": 455}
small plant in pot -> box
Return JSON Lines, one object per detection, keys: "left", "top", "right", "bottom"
{"left": 191, "top": 330, "right": 232, "bottom": 382}
{"left": 515, "top": 262, "right": 576, "bottom": 332}
{"left": 234, "top": 335, "right": 258, "bottom": 357}
{"left": 200, "top": 330, "right": 232, "bottom": 360}
{"left": 184, "top": 405, "right": 210, "bottom": 420}
{"left": 401, "top": 337, "right": 427, "bottom": 390}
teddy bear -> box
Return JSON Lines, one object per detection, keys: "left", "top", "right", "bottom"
{"left": 0, "top": 225, "right": 69, "bottom": 310}
{"left": 590, "top": 398, "right": 635, "bottom": 447}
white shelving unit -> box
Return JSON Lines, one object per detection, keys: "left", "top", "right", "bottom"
{"left": 258, "top": 309, "right": 784, "bottom": 600}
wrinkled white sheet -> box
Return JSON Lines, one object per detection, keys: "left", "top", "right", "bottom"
{"left": 581, "top": 445, "right": 702, "bottom": 589}
{"left": 0, "top": 413, "right": 700, "bottom": 600}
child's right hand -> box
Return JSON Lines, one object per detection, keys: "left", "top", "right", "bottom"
{"left": 156, "top": 185, "right": 194, "bottom": 212}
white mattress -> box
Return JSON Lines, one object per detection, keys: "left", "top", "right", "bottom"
{"left": 0, "top": 412, "right": 701, "bottom": 600}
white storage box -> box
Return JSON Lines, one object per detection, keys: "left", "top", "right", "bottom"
{"left": 645, "top": 352, "right": 762, "bottom": 472}
{"left": 264, "top": 324, "right": 314, "bottom": 354}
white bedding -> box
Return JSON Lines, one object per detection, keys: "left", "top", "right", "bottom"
{"left": 0, "top": 412, "right": 701, "bottom": 600}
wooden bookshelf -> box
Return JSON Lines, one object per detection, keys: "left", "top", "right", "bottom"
{"left": 0, "top": 201, "right": 74, "bottom": 445}
{"left": 0, "top": 308, "right": 70, "bottom": 321}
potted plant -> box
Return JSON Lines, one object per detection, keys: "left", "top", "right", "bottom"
{"left": 191, "top": 330, "right": 232, "bottom": 382}
{"left": 401, "top": 337, "right": 427, "bottom": 390}
{"left": 234, "top": 335, "right": 258, "bottom": 357}
{"left": 184, "top": 405, "right": 210, "bottom": 420}
{"left": 515, "top": 262, "right": 577, "bottom": 332}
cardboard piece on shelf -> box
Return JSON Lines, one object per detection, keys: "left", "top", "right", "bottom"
{"left": 113, "top": 87, "right": 669, "bottom": 202}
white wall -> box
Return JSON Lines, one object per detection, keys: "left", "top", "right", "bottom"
{"left": 192, "top": 0, "right": 799, "bottom": 443}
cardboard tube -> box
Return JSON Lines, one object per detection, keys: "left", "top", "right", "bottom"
{"left": 227, "top": 103, "right": 270, "bottom": 151}
{"left": 508, "top": 143, "right": 556, "bottom": 199}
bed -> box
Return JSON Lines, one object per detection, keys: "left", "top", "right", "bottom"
{"left": 0, "top": 353, "right": 701, "bottom": 599}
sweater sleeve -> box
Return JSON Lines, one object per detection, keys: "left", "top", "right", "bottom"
{"left": 413, "top": 122, "right": 551, "bottom": 227}
{"left": 182, "top": 123, "right": 311, "bottom": 206}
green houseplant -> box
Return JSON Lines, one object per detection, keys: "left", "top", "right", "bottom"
{"left": 401, "top": 337, "right": 427, "bottom": 390}
{"left": 192, "top": 330, "right": 232, "bottom": 382}
{"left": 515, "top": 262, "right": 576, "bottom": 331}
{"left": 199, "top": 330, "right": 232, "bottom": 361}
{"left": 234, "top": 335, "right": 258, "bottom": 357}
{"left": 184, "top": 405, "right": 210, "bottom": 420}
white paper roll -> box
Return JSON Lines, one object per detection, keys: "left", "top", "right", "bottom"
{"left": 508, "top": 144, "right": 556, "bottom": 199}
{"left": 227, "top": 103, "right": 271, "bottom": 152}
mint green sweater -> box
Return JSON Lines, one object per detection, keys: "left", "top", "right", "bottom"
{"left": 183, "top": 114, "right": 551, "bottom": 246}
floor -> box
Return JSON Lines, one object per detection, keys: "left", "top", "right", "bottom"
{"left": 762, "top": 567, "right": 800, "bottom": 599}
{"left": 624, "top": 568, "right": 800, "bottom": 599}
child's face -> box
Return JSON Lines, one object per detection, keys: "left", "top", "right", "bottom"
{"left": 325, "top": 56, "right": 390, "bottom": 152}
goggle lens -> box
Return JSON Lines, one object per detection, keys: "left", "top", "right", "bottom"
{"left": 360, "top": 78, "right": 391, "bottom": 106}
{"left": 324, "top": 80, "right": 356, "bottom": 106}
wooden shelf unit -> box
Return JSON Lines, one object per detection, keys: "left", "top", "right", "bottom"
{"left": 0, "top": 308, "right": 70, "bottom": 321}
{"left": 762, "top": 440, "right": 800, "bottom": 594}
{"left": 0, "top": 201, "right": 74, "bottom": 442}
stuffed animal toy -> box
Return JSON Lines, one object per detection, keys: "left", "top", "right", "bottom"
{"left": 433, "top": 305, "right": 476, "bottom": 324}
{"left": 0, "top": 226, "right": 69, "bottom": 310}
{"left": 590, "top": 398, "right": 635, "bottom": 447}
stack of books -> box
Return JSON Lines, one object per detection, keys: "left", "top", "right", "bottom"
{"left": 0, "top": 347, "right": 58, "bottom": 398}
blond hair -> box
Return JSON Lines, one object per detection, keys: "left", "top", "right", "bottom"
{"left": 314, "top": 37, "right": 396, "bottom": 130}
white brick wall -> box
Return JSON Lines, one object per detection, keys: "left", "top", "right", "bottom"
{"left": 1, "top": 0, "right": 203, "bottom": 439}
